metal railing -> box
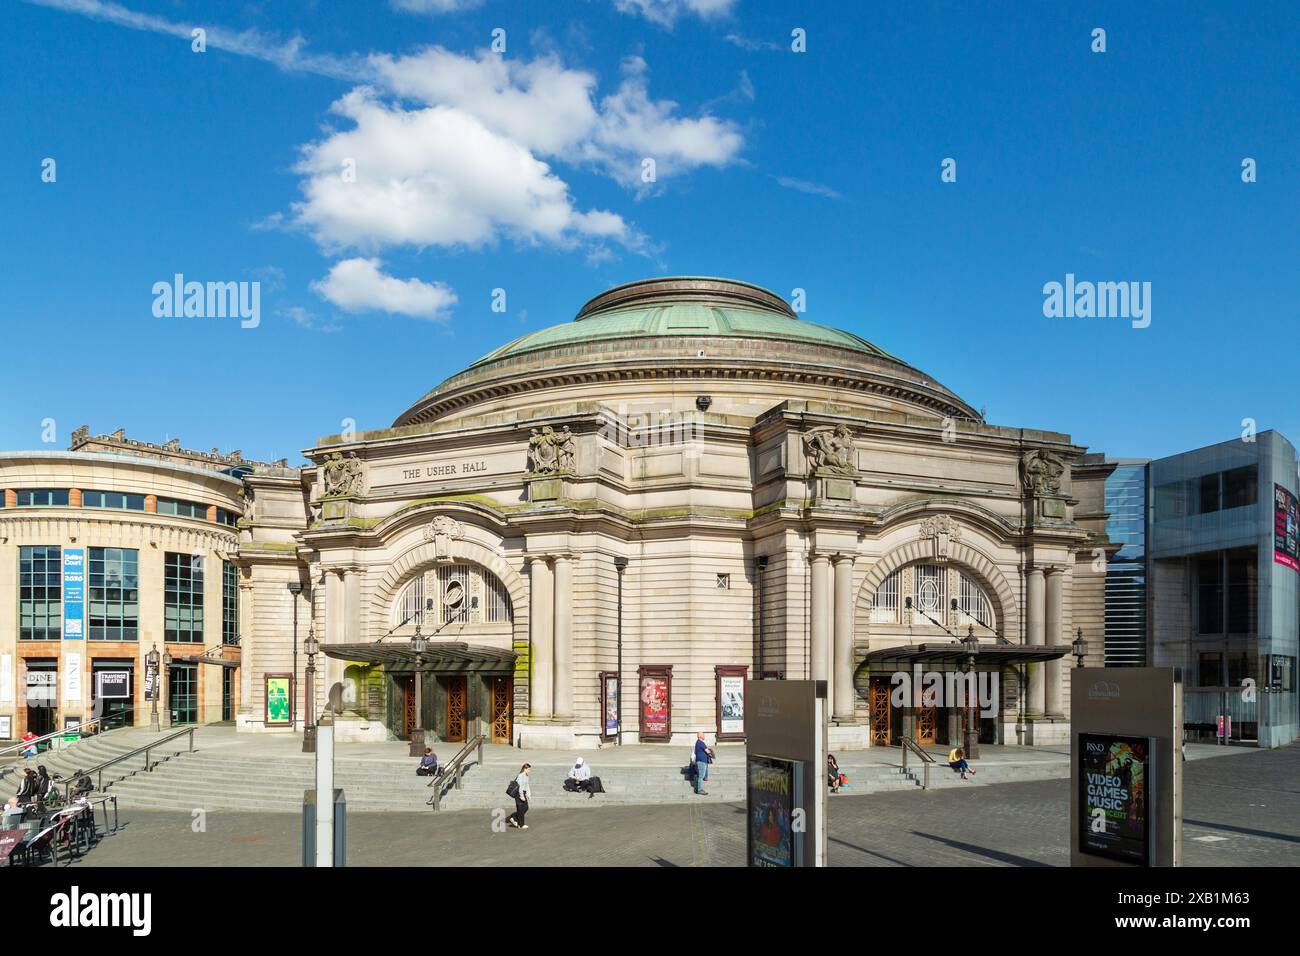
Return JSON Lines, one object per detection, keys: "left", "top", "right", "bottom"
{"left": 900, "top": 735, "right": 935, "bottom": 790}
{"left": 10, "top": 794, "right": 120, "bottom": 867}
{"left": 61, "top": 726, "right": 196, "bottom": 801}
{"left": 0, "top": 717, "right": 109, "bottom": 759}
{"left": 427, "top": 733, "right": 486, "bottom": 811}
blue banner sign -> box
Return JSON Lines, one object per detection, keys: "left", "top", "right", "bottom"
{"left": 63, "top": 548, "right": 85, "bottom": 640}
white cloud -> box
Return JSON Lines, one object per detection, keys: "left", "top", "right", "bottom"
{"left": 311, "top": 258, "right": 458, "bottom": 321}
{"left": 369, "top": 48, "right": 599, "bottom": 157}
{"left": 31, "top": 2, "right": 745, "bottom": 265}
{"left": 775, "top": 175, "right": 844, "bottom": 200}
{"left": 614, "top": 0, "right": 738, "bottom": 28}
{"left": 588, "top": 57, "right": 743, "bottom": 186}
{"left": 369, "top": 47, "right": 743, "bottom": 185}
{"left": 28, "top": 0, "right": 365, "bottom": 80}
{"left": 390, "top": 0, "right": 482, "bottom": 13}
{"left": 278, "top": 305, "right": 341, "bottom": 333}
{"left": 292, "top": 89, "right": 635, "bottom": 253}
{"left": 724, "top": 32, "right": 780, "bottom": 52}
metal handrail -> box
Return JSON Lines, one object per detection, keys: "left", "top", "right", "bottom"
{"left": 0, "top": 717, "right": 109, "bottom": 759}
{"left": 900, "top": 735, "right": 935, "bottom": 790}
{"left": 427, "top": 733, "right": 486, "bottom": 811}
{"left": 61, "top": 726, "right": 196, "bottom": 801}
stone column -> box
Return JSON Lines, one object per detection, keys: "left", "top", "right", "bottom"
{"left": 322, "top": 570, "right": 346, "bottom": 722}
{"left": 810, "top": 554, "right": 832, "bottom": 692}
{"left": 238, "top": 581, "right": 254, "bottom": 719}
{"left": 528, "top": 557, "right": 554, "bottom": 719}
{"left": 1025, "top": 566, "right": 1046, "bottom": 716}
{"left": 832, "top": 555, "right": 855, "bottom": 721}
{"left": 1044, "top": 567, "right": 1064, "bottom": 717}
{"left": 552, "top": 555, "right": 573, "bottom": 721}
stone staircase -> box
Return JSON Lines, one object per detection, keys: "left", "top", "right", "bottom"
{"left": 4, "top": 730, "right": 1074, "bottom": 813}
{"left": 96, "top": 753, "right": 749, "bottom": 812}
{"left": 0, "top": 728, "right": 194, "bottom": 796}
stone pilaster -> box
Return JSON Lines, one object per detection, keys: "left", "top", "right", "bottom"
{"left": 833, "top": 555, "right": 855, "bottom": 721}
{"left": 810, "top": 554, "right": 832, "bottom": 693}
{"left": 1025, "top": 566, "right": 1046, "bottom": 716}
{"left": 1045, "top": 566, "right": 1064, "bottom": 717}
{"left": 528, "top": 556, "right": 554, "bottom": 719}
{"left": 552, "top": 555, "right": 573, "bottom": 721}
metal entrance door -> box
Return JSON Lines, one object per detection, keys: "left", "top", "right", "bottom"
{"left": 916, "top": 702, "right": 938, "bottom": 745}
{"left": 490, "top": 677, "right": 513, "bottom": 743}
{"left": 402, "top": 676, "right": 415, "bottom": 740}
{"left": 869, "top": 676, "right": 891, "bottom": 746}
{"left": 446, "top": 676, "right": 467, "bottom": 742}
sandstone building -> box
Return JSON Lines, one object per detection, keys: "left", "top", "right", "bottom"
{"left": 1, "top": 278, "right": 1114, "bottom": 750}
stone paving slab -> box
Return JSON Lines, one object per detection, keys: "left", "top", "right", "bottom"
{"left": 79, "top": 724, "right": 1241, "bottom": 771}
{"left": 60, "top": 744, "right": 1298, "bottom": 868}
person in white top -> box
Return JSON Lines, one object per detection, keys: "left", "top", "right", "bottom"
{"left": 508, "top": 763, "right": 532, "bottom": 830}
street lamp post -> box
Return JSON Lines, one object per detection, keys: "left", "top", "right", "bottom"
{"left": 1072, "top": 627, "right": 1088, "bottom": 669}
{"left": 147, "top": 644, "right": 160, "bottom": 732}
{"left": 960, "top": 625, "right": 980, "bottom": 760}
{"left": 614, "top": 556, "right": 628, "bottom": 745}
{"left": 303, "top": 628, "right": 319, "bottom": 754}
{"left": 408, "top": 624, "right": 428, "bottom": 757}
{"left": 287, "top": 582, "right": 302, "bottom": 735}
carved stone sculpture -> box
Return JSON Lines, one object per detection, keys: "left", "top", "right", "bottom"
{"left": 920, "top": 514, "right": 962, "bottom": 562}
{"left": 322, "top": 451, "right": 365, "bottom": 497}
{"left": 423, "top": 514, "right": 464, "bottom": 562}
{"left": 803, "top": 424, "right": 857, "bottom": 475}
{"left": 528, "top": 425, "right": 576, "bottom": 476}
{"left": 1021, "top": 449, "right": 1066, "bottom": 497}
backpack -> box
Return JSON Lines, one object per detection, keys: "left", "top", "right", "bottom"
{"left": 506, "top": 779, "right": 520, "bottom": 799}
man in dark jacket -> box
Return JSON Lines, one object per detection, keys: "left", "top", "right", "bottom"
{"left": 16, "top": 769, "right": 40, "bottom": 805}
{"left": 70, "top": 770, "right": 93, "bottom": 798}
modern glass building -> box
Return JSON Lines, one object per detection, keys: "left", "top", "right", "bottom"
{"left": 1147, "top": 430, "right": 1299, "bottom": 748}
{"left": 1104, "top": 460, "right": 1148, "bottom": 666}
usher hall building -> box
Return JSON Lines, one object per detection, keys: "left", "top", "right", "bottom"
{"left": 0, "top": 277, "right": 1116, "bottom": 750}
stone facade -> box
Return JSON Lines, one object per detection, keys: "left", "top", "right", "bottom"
{"left": 232, "top": 277, "right": 1115, "bottom": 748}
{"left": 0, "top": 278, "right": 1117, "bottom": 750}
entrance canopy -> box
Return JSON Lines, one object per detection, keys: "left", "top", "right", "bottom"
{"left": 862, "top": 642, "right": 1072, "bottom": 666}
{"left": 322, "top": 642, "right": 516, "bottom": 675}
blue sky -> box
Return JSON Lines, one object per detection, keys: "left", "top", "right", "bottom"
{"left": 2, "top": 0, "right": 1296, "bottom": 464}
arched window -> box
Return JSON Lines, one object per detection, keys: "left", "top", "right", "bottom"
{"left": 871, "top": 564, "right": 994, "bottom": 629}
{"left": 394, "top": 563, "right": 513, "bottom": 628}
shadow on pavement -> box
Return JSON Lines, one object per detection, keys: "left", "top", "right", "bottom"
{"left": 910, "top": 831, "right": 1053, "bottom": 867}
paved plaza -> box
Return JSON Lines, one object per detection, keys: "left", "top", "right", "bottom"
{"left": 62, "top": 744, "right": 1298, "bottom": 868}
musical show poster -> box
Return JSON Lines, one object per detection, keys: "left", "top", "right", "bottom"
{"left": 1078, "top": 733, "right": 1152, "bottom": 865}
{"left": 747, "top": 755, "right": 796, "bottom": 867}
{"left": 1274, "top": 483, "right": 1299, "bottom": 571}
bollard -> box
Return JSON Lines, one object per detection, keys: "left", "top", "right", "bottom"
{"left": 315, "top": 714, "right": 334, "bottom": 866}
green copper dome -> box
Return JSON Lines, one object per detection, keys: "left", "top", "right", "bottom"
{"left": 394, "top": 276, "right": 978, "bottom": 427}
{"left": 469, "top": 276, "right": 900, "bottom": 369}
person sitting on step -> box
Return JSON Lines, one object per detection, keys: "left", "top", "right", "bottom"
{"left": 416, "top": 748, "right": 439, "bottom": 777}
{"left": 947, "top": 747, "right": 976, "bottom": 780}
{"left": 564, "top": 757, "right": 603, "bottom": 798}
{"left": 70, "top": 769, "right": 94, "bottom": 799}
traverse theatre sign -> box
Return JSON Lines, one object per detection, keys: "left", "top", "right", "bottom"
{"left": 1070, "top": 668, "right": 1182, "bottom": 867}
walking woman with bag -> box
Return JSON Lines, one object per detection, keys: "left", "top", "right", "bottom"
{"left": 507, "top": 763, "right": 532, "bottom": 830}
